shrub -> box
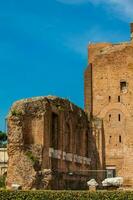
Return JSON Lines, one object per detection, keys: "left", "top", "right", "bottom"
{"left": 11, "top": 109, "right": 22, "bottom": 117}
{"left": 0, "top": 191, "right": 132, "bottom": 200}
{"left": 0, "top": 131, "right": 7, "bottom": 148}
{"left": 0, "top": 132, "right": 7, "bottom": 141}
{"left": 0, "top": 175, "right": 6, "bottom": 188}
{"left": 25, "top": 151, "right": 38, "bottom": 165}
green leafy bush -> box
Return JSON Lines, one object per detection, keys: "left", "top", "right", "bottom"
{"left": 0, "top": 191, "right": 133, "bottom": 200}
{"left": 0, "top": 131, "right": 7, "bottom": 148}
{"left": 26, "top": 151, "right": 38, "bottom": 165}
{"left": 0, "top": 176, "right": 6, "bottom": 188}
{"left": 0, "top": 132, "right": 7, "bottom": 141}
{"left": 11, "top": 109, "right": 22, "bottom": 117}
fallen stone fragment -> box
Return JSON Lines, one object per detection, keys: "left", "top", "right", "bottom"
{"left": 87, "top": 179, "right": 98, "bottom": 187}
{"left": 102, "top": 177, "right": 123, "bottom": 187}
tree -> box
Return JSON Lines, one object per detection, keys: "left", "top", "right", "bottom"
{"left": 0, "top": 131, "right": 7, "bottom": 148}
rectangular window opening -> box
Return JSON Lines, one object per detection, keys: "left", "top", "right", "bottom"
{"left": 85, "top": 132, "right": 89, "bottom": 157}
{"left": 119, "top": 135, "right": 122, "bottom": 143}
{"left": 118, "top": 96, "right": 120, "bottom": 102}
{"left": 106, "top": 169, "right": 116, "bottom": 178}
{"left": 51, "top": 113, "right": 59, "bottom": 149}
{"left": 118, "top": 114, "right": 121, "bottom": 121}
{"left": 120, "top": 81, "right": 127, "bottom": 92}
{"left": 109, "top": 114, "right": 111, "bottom": 121}
{"left": 109, "top": 96, "right": 111, "bottom": 102}
{"left": 109, "top": 136, "right": 112, "bottom": 144}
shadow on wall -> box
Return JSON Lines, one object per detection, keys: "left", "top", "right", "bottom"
{"left": 88, "top": 118, "right": 106, "bottom": 187}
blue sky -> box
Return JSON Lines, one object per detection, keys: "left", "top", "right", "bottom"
{"left": 0, "top": 0, "right": 132, "bottom": 130}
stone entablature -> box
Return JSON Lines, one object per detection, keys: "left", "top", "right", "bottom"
{"left": 49, "top": 148, "right": 91, "bottom": 165}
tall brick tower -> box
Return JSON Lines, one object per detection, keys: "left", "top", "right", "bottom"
{"left": 85, "top": 23, "right": 133, "bottom": 187}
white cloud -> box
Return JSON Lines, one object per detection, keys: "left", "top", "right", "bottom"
{"left": 56, "top": 0, "right": 133, "bottom": 20}
{"left": 56, "top": 0, "right": 132, "bottom": 56}
{"left": 100, "top": 0, "right": 133, "bottom": 20}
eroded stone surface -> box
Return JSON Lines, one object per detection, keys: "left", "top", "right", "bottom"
{"left": 7, "top": 96, "right": 95, "bottom": 190}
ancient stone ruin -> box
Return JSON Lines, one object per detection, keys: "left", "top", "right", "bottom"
{"left": 7, "top": 96, "right": 96, "bottom": 190}
{"left": 7, "top": 23, "right": 133, "bottom": 190}
{"left": 85, "top": 23, "right": 133, "bottom": 187}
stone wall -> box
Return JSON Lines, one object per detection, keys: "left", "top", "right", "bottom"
{"left": 7, "top": 96, "right": 96, "bottom": 190}
{"left": 85, "top": 26, "right": 133, "bottom": 187}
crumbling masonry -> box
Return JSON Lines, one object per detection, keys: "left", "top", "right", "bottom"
{"left": 7, "top": 23, "right": 133, "bottom": 189}
{"left": 7, "top": 96, "right": 96, "bottom": 190}
{"left": 85, "top": 23, "right": 133, "bottom": 187}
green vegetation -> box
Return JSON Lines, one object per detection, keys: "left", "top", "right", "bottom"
{"left": 11, "top": 109, "right": 23, "bottom": 117}
{"left": 26, "top": 151, "right": 38, "bottom": 165}
{"left": 0, "top": 191, "right": 132, "bottom": 200}
{"left": 0, "top": 131, "right": 7, "bottom": 141}
{"left": 0, "top": 175, "right": 6, "bottom": 188}
{"left": 56, "top": 104, "right": 65, "bottom": 111}
{"left": 0, "top": 131, "right": 7, "bottom": 148}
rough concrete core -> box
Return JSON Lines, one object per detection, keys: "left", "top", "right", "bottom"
{"left": 7, "top": 96, "right": 95, "bottom": 190}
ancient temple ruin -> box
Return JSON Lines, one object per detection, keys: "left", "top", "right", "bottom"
{"left": 7, "top": 96, "right": 96, "bottom": 190}
{"left": 7, "top": 23, "right": 133, "bottom": 190}
{"left": 85, "top": 23, "right": 133, "bottom": 187}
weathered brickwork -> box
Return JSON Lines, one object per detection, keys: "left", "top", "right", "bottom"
{"left": 85, "top": 23, "right": 133, "bottom": 187}
{"left": 7, "top": 24, "right": 133, "bottom": 190}
{"left": 7, "top": 96, "right": 96, "bottom": 190}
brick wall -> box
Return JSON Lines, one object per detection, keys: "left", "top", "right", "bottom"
{"left": 7, "top": 96, "right": 96, "bottom": 190}
{"left": 85, "top": 34, "right": 133, "bottom": 187}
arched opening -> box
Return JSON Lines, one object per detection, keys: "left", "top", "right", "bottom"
{"left": 65, "top": 122, "right": 71, "bottom": 152}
